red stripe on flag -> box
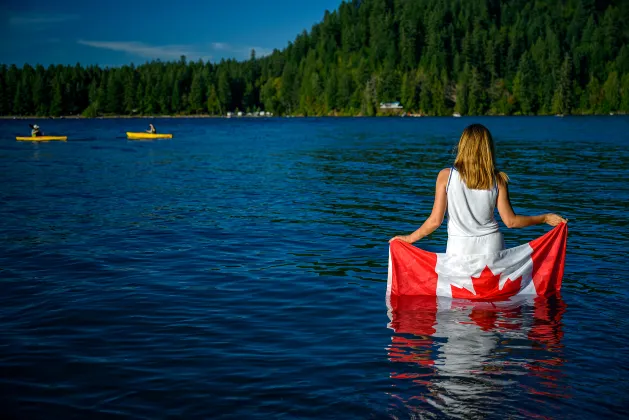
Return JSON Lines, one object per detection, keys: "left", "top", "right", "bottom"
{"left": 389, "top": 240, "right": 439, "bottom": 297}
{"left": 529, "top": 223, "right": 568, "bottom": 297}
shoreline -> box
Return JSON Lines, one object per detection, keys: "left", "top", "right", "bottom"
{"left": 0, "top": 115, "right": 226, "bottom": 120}
{"left": 0, "top": 112, "right": 625, "bottom": 120}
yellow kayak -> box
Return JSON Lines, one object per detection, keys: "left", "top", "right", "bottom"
{"left": 16, "top": 136, "right": 67, "bottom": 141}
{"left": 126, "top": 132, "right": 173, "bottom": 139}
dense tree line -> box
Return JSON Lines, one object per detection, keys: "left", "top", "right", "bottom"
{"left": 1, "top": 0, "right": 628, "bottom": 117}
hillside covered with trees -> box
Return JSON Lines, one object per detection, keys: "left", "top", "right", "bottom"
{"left": 1, "top": 0, "right": 628, "bottom": 117}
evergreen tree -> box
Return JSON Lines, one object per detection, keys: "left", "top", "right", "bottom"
{"left": 419, "top": 75, "right": 432, "bottom": 115}
{"left": 602, "top": 71, "right": 620, "bottom": 113}
{"left": 336, "top": 69, "right": 352, "bottom": 111}
{"left": 144, "top": 81, "right": 155, "bottom": 114}
{"left": 260, "top": 78, "right": 278, "bottom": 114}
{"left": 280, "top": 61, "right": 297, "bottom": 114}
{"left": 158, "top": 73, "right": 172, "bottom": 114}
{"left": 19, "top": 66, "right": 35, "bottom": 115}
{"left": 552, "top": 55, "right": 573, "bottom": 115}
{"left": 583, "top": 76, "right": 602, "bottom": 113}
{"left": 107, "top": 71, "right": 123, "bottom": 114}
{"left": 362, "top": 75, "right": 378, "bottom": 116}
{"left": 513, "top": 52, "right": 536, "bottom": 114}
{"left": 124, "top": 72, "right": 137, "bottom": 114}
{"left": 401, "top": 72, "right": 419, "bottom": 112}
{"left": 135, "top": 81, "right": 144, "bottom": 114}
{"left": 616, "top": 45, "right": 629, "bottom": 75}
{"left": 468, "top": 68, "right": 487, "bottom": 116}
{"left": 207, "top": 84, "right": 221, "bottom": 115}
{"left": 620, "top": 73, "right": 629, "bottom": 113}
{"left": 13, "top": 81, "right": 25, "bottom": 115}
{"left": 189, "top": 71, "right": 205, "bottom": 113}
{"left": 455, "top": 68, "right": 470, "bottom": 115}
{"left": 4, "top": 65, "right": 19, "bottom": 115}
{"left": 0, "top": 65, "right": 7, "bottom": 115}
{"left": 49, "top": 76, "right": 64, "bottom": 116}
{"left": 217, "top": 69, "right": 232, "bottom": 112}
{"left": 324, "top": 69, "right": 337, "bottom": 113}
{"left": 32, "top": 68, "right": 48, "bottom": 116}
{"left": 172, "top": 79, "right": 181, "bottom": 114}
{"left": 97, "top": 75, "right": 108, "bottom": 113}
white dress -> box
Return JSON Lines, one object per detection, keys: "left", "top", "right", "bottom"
{"left": 446, "top": 168, "right": 505, "bottom": 255}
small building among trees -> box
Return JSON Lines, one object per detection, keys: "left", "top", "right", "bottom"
{"left": 379, "top": 102, "right": 404, "bottom": 114}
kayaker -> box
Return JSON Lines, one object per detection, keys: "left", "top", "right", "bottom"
{"left": 146, "top": 124, "right": 156, "bottom": 134}
{"left": 31, "top": 125, "right": 42, "bottom": 137}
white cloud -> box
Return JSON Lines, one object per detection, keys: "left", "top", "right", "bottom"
{"left": 78, "top": 40, "right": 211, "bottom": 61}
{"left": 10, "top": 14, "right": 79, "bottom": 27}
{"left": 78, "top": 39, "right": 271, "bottom": 62}
{"left": 211, "top": 42, "right": 230, "bottom": 51}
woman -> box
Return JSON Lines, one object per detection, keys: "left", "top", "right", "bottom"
{"left": 390, "top": 124, "right": 566, "bottom": 255}
{"left": 147, "top": 124, "right": 156, "bottom": 134}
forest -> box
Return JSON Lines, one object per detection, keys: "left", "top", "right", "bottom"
{"left": 1, "top": 0, "right": 628, "bottom": 117}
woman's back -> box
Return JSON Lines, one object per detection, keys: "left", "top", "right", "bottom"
{"left": 446, "top": 168, "right": 502, "bottom": 255}
{"left": 447, "top": 168, "right": 499, "bottom": 237}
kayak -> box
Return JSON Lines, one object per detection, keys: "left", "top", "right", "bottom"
{"left": 126, "top": 132, "right": 173, "bottom": 139}
{"left": 16, "top": 136, "right": 67, "bottom": 141}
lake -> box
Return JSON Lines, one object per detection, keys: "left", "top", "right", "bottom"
{"left": 1, "top": 116, "right": 628, "bottom": 419}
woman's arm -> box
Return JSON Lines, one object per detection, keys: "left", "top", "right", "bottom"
{"left": 389, "top": 168, "right": 450, "bottom": 243}
{"left": 496, "top": 179, "right": 567, "bottom": 228}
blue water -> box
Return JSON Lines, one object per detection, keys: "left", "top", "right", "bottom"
{"left": 1, "top": 117, "right": 628, "bottom": 418}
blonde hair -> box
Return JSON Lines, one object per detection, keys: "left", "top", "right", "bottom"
{"left": 453, "top": 124, "right": 509, "bottom": 189}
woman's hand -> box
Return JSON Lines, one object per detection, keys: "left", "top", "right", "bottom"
{"left": 544, "top": 213, "right": 568, "bottom": 226}
{"left": 389, "top": 235, "right": 413, "bottom": 244}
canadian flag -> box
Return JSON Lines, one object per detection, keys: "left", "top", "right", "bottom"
{"left": 387, "top": 223, "right": 567, "bottom": 305}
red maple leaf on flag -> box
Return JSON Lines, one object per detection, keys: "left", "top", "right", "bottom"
{"left": 451, "top": 266, "right": 522, "bottom": 301}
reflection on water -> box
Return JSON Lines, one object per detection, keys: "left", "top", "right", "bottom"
{"left": 387, "top": 296, "right": 567, "bottom": 417}
{"left": 32, "top": 143, "right": 40, "bottom": 161}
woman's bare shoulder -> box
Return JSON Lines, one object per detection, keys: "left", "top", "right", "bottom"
{"left": 439, "top": 168, "right": 452, "bottom": 178}
{"left": 437, "top": 168, "right": 451, "bottom": 185}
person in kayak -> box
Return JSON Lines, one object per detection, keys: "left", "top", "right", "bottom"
{"left": 146, "top": 124, "right": 156, "bottom": 134}
{"left": 389, "top": 123, "right": 567, "bottom": 254}
{"left": 31, "top": 125, "right": 42, "bottom": 137}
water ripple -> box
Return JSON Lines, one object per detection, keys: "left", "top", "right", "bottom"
{"left": 1, "top": 117, "right": 628, "bottom": 418}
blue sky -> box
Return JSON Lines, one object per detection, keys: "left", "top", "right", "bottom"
{"left": 1, "top": 0, "right": 343, "bottom": 66}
